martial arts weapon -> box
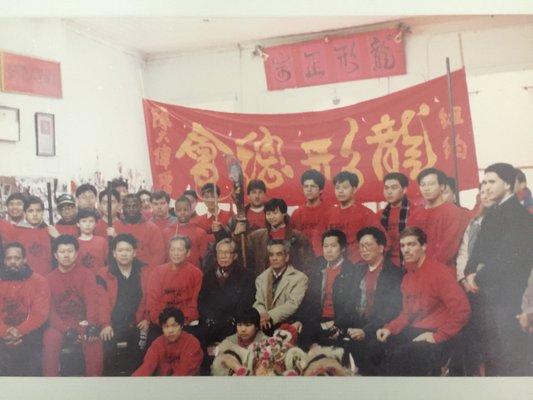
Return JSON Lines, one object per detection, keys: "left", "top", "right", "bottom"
{"left": 225, "top": 154, "right": 248, "bottom": 270}
{"left": 46, "top": 182, "right": 54, "bottom": 225}
{"left": 106, "top": 181, "right": 114, "bottom": 266}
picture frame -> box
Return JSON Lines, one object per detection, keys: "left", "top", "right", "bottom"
{"left": 0, "top": 105, "right": 20, "bottom": 142}
{"left": 35, "top": 112, "right": 55, "bottom": 156}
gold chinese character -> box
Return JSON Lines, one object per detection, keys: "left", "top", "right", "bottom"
{"left": 438, "top": 106, "right": 465, "bottom": 130}
{"left": 236, "top": 127, "right": 294, "bottom": 189}
{"left": 366, "top": 104, "right": 437, "bottom": 180}
{"left": 151, "top": 106, "right": 172, "bottom": 131}
{"left": 153, "top": 144, "right": 172, "bottom": 170}
{"left": 157, "top": 171, "right": 173, "bottom": 193}
{"left": 300, "top": 138, "right": 335, "bottom": 179}
{"left": 176, "top": 122, "right": 234, "bottom": 187}
{"left": 443, "top": 135, "right": 468, "bottom": 160}
{"left": 339, "top": 118, "right": 365, "bottom": 187}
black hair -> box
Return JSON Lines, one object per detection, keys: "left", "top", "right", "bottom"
{"left": 158, "top": 307, "right": 185, "bottom": 327}
{"left": 383, "top": 172, "right": 409, "bottom": 188}
{"left": 321, "top": 229, "right": 347, "bottom": 250}
{"left": 416, "top": 168, "right": 447, "bottom": 185}
{"left": 182, "top": 189, "right": 198, "bottom": 200}
{"left": 152, "top": 190, "right": 170, "bottom": 203}
{"left": 301, "top": 169, "right": 326, "bottom": 190}
{"left": 137, "top": 190, "right": 152, "bottom": 200}
{"left": 200, "top": 183, "right": 221, "bottom": 196}
{"left": 515, "top": 169, "right": 527, "bottom": 184}
{"left": 267, "top": 238, "right": 290, "bottom": 254}
{"left": 169, "top": 235, "right": 192, "bottom": 251}
{"left": 356, "top": 226, "right": 387, "bottom": 247}
{"left": 400, "top": 226, "right": 427, "bottom": 246}
{"left": 52, "top": 235, "right": 79, "bottom": 253}
{"left": 485, "top": 163, "right": 517, "bottom": 189}
{"left": 445, "top": 176, "right": 457, "bottom": 192}
{"left": 76, "top": 208, "right": 99, "bottom": 222}
{"left": 111, "top": 233, "right": 138, "bottom": 251}
{"left": 264, "top": 198, "right": 287, "bottom": 214}
{"left": 75, "top": 183, "right": 97, "bottom": 198}
{"left": 123, "top": 193, "right": 140, "bottom": 204}
{"left": 98, "top": 189, "right": 120, "bottom": 203}
{"left": 247, "top": 179, "right": 267, "bottom": 195}
{"left": 333, "top": 171, "right": 359, "bottom": 188}
{"left": 235, "top": 308, "right": 260, "bottom": 329}
{"left": 174, "top": 196, "right": 191, "bottom": 208}
{"left": 110, "top": 177, "right": 128, "bottom": 190}
{"left": 23, "top": 195, "right": 44, "bottom": 212}
{"left": 3, "top": 242, "right": 26, "bottom": 258}
{"left": 6, "top": 192, "right": 26, "bottom": 205}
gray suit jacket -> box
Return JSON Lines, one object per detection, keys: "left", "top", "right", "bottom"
{"left": 253, "top": 265, "right": 308, "bottom": 325}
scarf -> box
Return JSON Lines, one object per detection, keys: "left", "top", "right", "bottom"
{"left": 380, "top": 197, "right": 410, "bottom": 232}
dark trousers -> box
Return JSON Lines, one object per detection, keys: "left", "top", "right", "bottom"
{"left": 0, "top": 328, "right": 43, "bottom": 376}
{"left": 103, "top": 327, "right": 144, "bottom": 376}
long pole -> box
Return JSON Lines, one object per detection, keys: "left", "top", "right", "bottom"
{"left": 446, "top": 58, "right": 461, "bottom": 206}
{"left": 46, "top": 182, "right": 54, "bottom": 225}
{"left": 106, "top": 181, "right": 113, "bottom": 266}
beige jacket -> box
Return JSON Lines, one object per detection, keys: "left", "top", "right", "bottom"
{"left": 253, "top": 265, "right": 308, "bottom": 325}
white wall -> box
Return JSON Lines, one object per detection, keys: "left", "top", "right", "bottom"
{"left": 0, "top": 19, "right": 151, "bottom": 189}
{"left": 144, "top": 16, "right": 533, "bottom": 208}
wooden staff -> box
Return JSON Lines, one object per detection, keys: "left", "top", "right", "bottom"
{"left": 46, "top": 182, "right": 54, "bottom": 225}
{"left": 225, "top": 155, "right": 247, "bottom": 270}
{"left": 106, "top": 181, "right": 114, "bottom": 265}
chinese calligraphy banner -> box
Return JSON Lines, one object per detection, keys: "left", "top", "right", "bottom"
{"left": 143, "top": 68, "right": 478, "bottom": 205}
{"left": 263, "top": 28, "right": 405, "bottom": 91}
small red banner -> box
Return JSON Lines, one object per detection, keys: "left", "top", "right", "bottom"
{"left": 0, "top": 52, "right": 62, "bottom": 98}
{"left": 143, "top": 69, "right": 478, "bottom": 205}
{"left": 264, "top": 28, "right": 406, "bottom": 91}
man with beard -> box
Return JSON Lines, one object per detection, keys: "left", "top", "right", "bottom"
{"left": 0, "top": 242, "right": 50, "bottom": 376}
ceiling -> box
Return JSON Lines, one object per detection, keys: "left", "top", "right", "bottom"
{"left": 64, "top": 16, "right": 403, "bottom": 59}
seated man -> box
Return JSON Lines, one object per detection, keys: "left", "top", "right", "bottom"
{"left": 133, "top": 307, "right": 203, "bottom": 376}
{"left": 96, "top": 234, "right": 150, "bottom": 376}
{"left": 198, "top": 238, "right": 255, "bottom": 348}
{"left": 0, "top": 242, "right": 50, "bottom": 376}
{"left": 253, "top": 239, "right": 308, "bottom": 335}
{"left": 374, "top": 227, "right": 471, "bottom": 376}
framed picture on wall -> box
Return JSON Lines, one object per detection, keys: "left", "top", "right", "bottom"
{"left": 35, "top": 112, "right": 55, "bottom": 156}
{"left": 0, "top": 105, "right": 20, "bottom": 142}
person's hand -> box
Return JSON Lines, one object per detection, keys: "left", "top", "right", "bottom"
{"left": 412, "top": 332, "right": 436, "bottom": 343}
{"left": 291, "top": 321, "right": 303, "bottom": 333}
{"left": 516, "top": 313, "right": 531, "bottom": 333}
{"left": 460, "top": 279, "right": 474, "bottom": 293}
{"left": 106, "top": 227, "right": 116, "bottom": 237}
{"left": 347, "top": 328, "right": 365, "bottom": 341}
{"left": 376, "top": 328, "right": 391, "bottom": 343}
{"left": 47, "top": 226, "right": 61, "bottom": 239}
{"left": 233, "top": 221, "right": 247, "bottom": 236}
{"left": 137, "top": 319, "right": 150, "bottom": 332}
{"left": 99, "top": 325, "right": 114, "bottom": 341}
{"left": 260, "top": 313, "right": 272, "bottom": 331}
{"left": 212, "top": 221, "right": 222, "bottom": 233}
{"left": 3, "top": 327, "right": 22, "bottom": 347}
{"left": 465, "top": 273, "right": 479, "bottom": 294}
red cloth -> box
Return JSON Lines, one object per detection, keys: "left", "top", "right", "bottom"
{"left": 55, "top": 223, "right": 79, "bottom": 237}
{"left": 323, "top": 203, "right": 382, "bottom": 263}
{"left": 408, "top": 202, "right": 470, "bottom": 268}
{"left": 321, "top": 262, "right": 342, "bottom": 318}
{"left": 114, "top": 219, "right": 165, "bottom": 269}
{"left": 0, "top": 272, "right": 50, "bottom": 336}
{"left": 46, "top": 265, "right": 99, "bottom": 333}
{"left": 10, "top": 225, "right": 53, "bottom": 276}
{"left": 384, "top": 257, "right": 470, "bottom": 343}
{"left": 77, "top": 236, "right": 109, "bottom": 272}
{"left": 94, "top": 218, "right": 114, "bottom": 238}
{"left": 269, "top": 228, "right": 286, "bottom": 240}
{"left": 95, "top": 266, "right": 149, "bottom": 326}
{"left": 133, "top": 332, "right": 203, "bottom": 376}
{"left": 0, "top": 219, "right": 14, "bottom": 243}
{"left": 362, "top": 262, "right": 383, "bottom": 317}
{"left": 191, "top": 210, "right": 232, "bottom": 234}
{"left": 246, "top": 207, "right": 266, "bottom": 231}
{"left": 162, "top": 222, "right": 213, "bottom": 267}
{"left": 290, "top": 203, "right": 324, "bottom": 255}
{"left": 151, "top": 215, "right": 177, "bottom": 231}
{"left": 147, "top": 261, "right": 203, "bottom": 325}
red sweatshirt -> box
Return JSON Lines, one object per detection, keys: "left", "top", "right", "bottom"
{"left": 94, "top": 218, "right": 119, "bottom": 238}
{"left": 290, "top": 203, "right": 324, "bottom": 255}
{"left": 409, "top": 202, "right": 470, "bottom": 268}
{"left": 78, "top": 236, "right": 109, "bottom": 272}
{"left": 0, "top": 271, "right": 50, "bottom": 336}
{"left": 10, "top": 224, "right": 53, "bottom": 276}
{"left": 246, "top": 206, "right": 267, "bottom": 232}
{"left": 162, "top": 222, "right": 213, "bottom": 267}
{"left": 191, "top": 210, "right": 232, "bottom": 234}
{"left": 385, "top": 257, "right": 470, "bottom": 343}
{"left": 323, "top": 203, "right": 383, "bottom": 263}
{"left": 114, "top": 219, "right": 165, "bottom": 269}
{"left": 0, "top": 219, "right": 14, "bottom": 243}
{"left": 147, "top": 261, "right": 203, "bottom": 325}
{"left": 55, "top": 222, "right": 79, "bottom": 237}
{"left": 132, "top": 332, "right": 203, "bottom": 376}
{"left": 151, "top": 215, "right": 178, "bottom": 231}
{"left": 46, "top": 265, "right": 99, "bottom": 333}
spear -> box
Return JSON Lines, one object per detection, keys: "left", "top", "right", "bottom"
{"left": 46, "top": 182, "right": 54, "bottom": 225}
{"left": 225, "top": 154, "right": 247, "bottom": 270}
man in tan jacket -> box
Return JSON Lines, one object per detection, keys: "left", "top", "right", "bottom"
{"left": 253, "top": 239, "right": 308, "bottom": 333}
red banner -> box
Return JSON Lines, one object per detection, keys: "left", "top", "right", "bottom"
{"left": 0, "top": 52, "right": 62, "bottom": 98}
{"left": 264, "top": 28, "right": 406, "bottom": 91}
{"left": 143, "top": 68, "right": 478, "bottom": 205}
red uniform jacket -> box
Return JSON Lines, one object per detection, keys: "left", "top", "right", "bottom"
{"left": 0, "top": 270, "right": 50, "bottom": 336}
{"left": 55, "top": 221, "right": 79, "bottom": 237}
{"left": 385, "top": 257, "right": 470, "bottom": 343}
{"left": 46, "top": 265, "right": 99, "bottom": 333}
{"left": 290, "top": 203, "right": 324, "bottom": 255}
{"left": 0, "top": 219, "right": 14, "bottom": 244}
{"left": 151, "top": 215, "right": 178, "bottom": 231}
{"left": 78, "top": 236, "right": 109, "bottom": 272}
{"left": 191, "top": 210, "right": 232, "bottom": 234}
{"left": 409, "top": 202, "right": 470, "bottom": 268}
{"left": 10, "top": 223, "right": 53, "bottom": 276}
{"left": 245, "top": 206, "right": 267, "bottom": 232}
{"left": 146, "top": 262, "right": 203, "bottom": 325}
{"left": 162, "top": 222, "right": 213, "bottom": 267}
{"left": 114, "top": 219, "right": 165, "bottom": 269}
{"left": 132, "top": 332, "right": 203, "bottom": 376}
